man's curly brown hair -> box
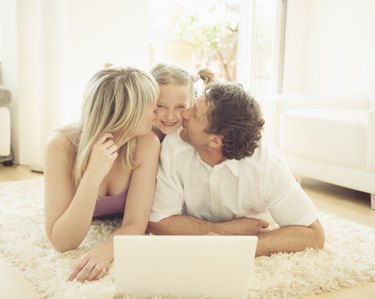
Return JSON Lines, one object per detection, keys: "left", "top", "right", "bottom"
{"left": 203, "top": 83, "right": 265, "bottom": 160}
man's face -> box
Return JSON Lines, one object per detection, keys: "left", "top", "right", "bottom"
{"left": 179, "top": 98, "right": 211, "bottom": 149}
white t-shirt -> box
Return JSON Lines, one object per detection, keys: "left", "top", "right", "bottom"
{"left": 149, "top": 132, "right": 319, "bottom": 227}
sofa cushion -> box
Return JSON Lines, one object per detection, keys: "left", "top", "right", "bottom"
{"left": 280, "top": 109, "right": 367, "bottom": 170}
{"left": 0, "top": 107, "right": 11, "bottom": 156}
{"left": 368, "top": 108, "right": 375, "bottom": 171}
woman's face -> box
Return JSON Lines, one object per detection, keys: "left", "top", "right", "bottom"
{"left": 134, "top": 104, "right": 157, "bottom": 136}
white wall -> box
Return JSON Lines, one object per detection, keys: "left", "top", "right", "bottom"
{"left": 0, "top": 0, "right": 150, "bottom": 166}
{"left": 62, "top": 0, "right": 150, "bottom": 124}
{"left": 283, "top": 0, "right": 375, "bottom": 106}
{"left": 282, "top": 0, "right": 309, "bottom": 93}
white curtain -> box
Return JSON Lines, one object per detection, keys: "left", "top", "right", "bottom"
{"left": 0, "top": 0, "right": 150, "bottom": 167}
{"left": 236, "top": 0, "right": 286, "bottom": 94}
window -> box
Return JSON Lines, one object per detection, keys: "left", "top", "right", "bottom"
{"left": 148, "top": 0, "right": 240, "bottom": 81}
{"left": 148, "top": 0, "right": 285, "bottom": 94}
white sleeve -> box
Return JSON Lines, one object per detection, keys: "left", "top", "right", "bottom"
{"left": 264, "top": 156, "right": 319, "bottom": 227}
{"left": 149, "top": 139, "right": 185, "bottom": 222}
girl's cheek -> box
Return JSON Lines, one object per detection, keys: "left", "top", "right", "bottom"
{"left": 154, "top": 109, "right": 164, "bottom": 121}
{"left": 176, "top": 110, "right": 184, "bottom": 122}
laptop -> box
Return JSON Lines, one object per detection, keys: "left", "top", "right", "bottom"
{"left": 113, "top": 235, "right": 258, "bottom": 298}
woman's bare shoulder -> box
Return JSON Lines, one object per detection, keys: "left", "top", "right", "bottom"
{"left": 46, "top": 125, "right": 79, "bottom": 153}
{"left": 133, "top": 132, "right": 160, "bottom": 166}
{"left": 136, "top": 132, "right": 160, "bottom": 149}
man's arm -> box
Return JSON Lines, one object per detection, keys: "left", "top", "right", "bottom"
{"left": 148, "top": 216, "right": 324, "bottom": 256}
{"left": 148, "top": 215, "right": 269, "bottom": 236}
{"left": 256, "top": 219, "right": 325, "bottom": 256}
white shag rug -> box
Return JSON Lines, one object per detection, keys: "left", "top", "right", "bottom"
{"left": 0, "top": 178, "right": 375, "bottom": 299}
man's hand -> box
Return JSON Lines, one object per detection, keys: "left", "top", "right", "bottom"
{"left": 214, "top": 217, "right": 269, "bottom": 235}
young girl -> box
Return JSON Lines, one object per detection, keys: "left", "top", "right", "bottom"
{"left": 43, "top": 67, "right": 160, "bottom": 282}
{"left": 151, "top": 63, "right": 214, "bottom": 141}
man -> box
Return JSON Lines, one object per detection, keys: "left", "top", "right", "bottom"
{"left": 148, "top": 82, "right": 325, "bottom": 256}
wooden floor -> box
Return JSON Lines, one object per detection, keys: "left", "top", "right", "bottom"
{"left": 0, "top": 164, "right": 374, "bottom": 298}
{"left": 0, "top": 164, "right": 43, "bottom": 182}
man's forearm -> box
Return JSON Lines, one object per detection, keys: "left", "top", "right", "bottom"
{"left": 148, "top": 216, "right": 325, "bottom": 256}
{"left": 147, "top": 215, "right": 269, "bottom": 235}
{"left": 256, "top": 220, "right": 325, "bottom": 256}
{"left": 148, "top": 215, "right": 215, "bottom": 235}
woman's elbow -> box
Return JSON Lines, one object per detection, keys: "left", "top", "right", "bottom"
{"left": 46, "top": 230, "right": 81, "bottom": 252}
{"left": 49, "top": 236, "right": 80, "bottom": 252}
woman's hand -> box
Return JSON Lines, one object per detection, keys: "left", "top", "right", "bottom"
{"left": 86, "top": 133, "right": 118, "bottom": 182}
{"left": 67, "top": 243, "right": 113, "bottom": 282}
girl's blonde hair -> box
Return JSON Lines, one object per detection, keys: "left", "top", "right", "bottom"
{"left": 150, "top": 63, "right": 214, "bottom": 99}
{"left": 68, "top": 67, "right": 159, "bottom": 187}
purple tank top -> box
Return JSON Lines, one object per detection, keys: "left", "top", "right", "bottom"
{"left": 93, "top": 183, "right": 129, "bottom": 218}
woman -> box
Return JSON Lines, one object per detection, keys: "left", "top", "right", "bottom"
{"left": 44, "top": 67, "right": 160, "bottom": 282}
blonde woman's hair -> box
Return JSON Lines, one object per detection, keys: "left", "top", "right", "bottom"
{"left": 150, "top": 63, "right": 214, "bottom": 100}
{"left": 70, "top": 67, "right": 159, "bottom": 187}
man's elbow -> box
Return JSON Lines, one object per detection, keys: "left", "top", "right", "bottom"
{"left": 311, "top": 222, "right": 325, "bottom": 249}
{"left": 147, "top": 218, "right": 174, "bottom": 235}
{"left": 147, "top": 221, "right": 162, "bottom": 235}
{"left": 314, "top": 229, "right": 325, "bottom": 249}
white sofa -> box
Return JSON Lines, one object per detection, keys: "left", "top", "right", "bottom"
{"left": 0, "top": 85, "right": 11, "bottom": 162}
{"left": 259, "top": 95, "right": 375, "bottom": 209}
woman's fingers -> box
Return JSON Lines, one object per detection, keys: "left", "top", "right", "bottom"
{"left": 75, "top": 261, "right": 96, "bottom": 282}
{"left": 86, "top": 264, "right": 104, "bottom": 281}
{"left": 100, "top": 137, "right": 118, "bottom": 157}
{"left": 102, "top": 138, "right": 114, "bottom": 148}
{"left": 94, "top": 136, "right": 118, "bottom": 158}
{"left": 69, "top": 263, "right": 108, "bottom": 282}
{"left": 94, "top": 267, "right": 108, "bottom": 280}
{"left": 68, "top": 254, "right": 110, "bottom": 282}
{"left": 68, "top": 257, "right": 89, "bottom": 281}
{"left": 92, "top": 266, "right": 108, "bottom": 281}
{"left": 106, "top": 143, "right": 118, "bottom": 155}
{"left": 97, "top": 133, "right": 113, "bottom": 144}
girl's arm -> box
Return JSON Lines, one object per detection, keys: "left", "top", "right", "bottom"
{"left": 68, "top": 132, "right": 160, "bottom": 281}
{"left": 44, "top": 132, "right": 118, "bottom": 252}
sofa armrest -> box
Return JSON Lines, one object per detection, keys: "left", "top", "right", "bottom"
{"left": 0, "top": 107, "right": 11, "bottom": 156}
{"left": 257, "top": 94, "right": 371, "bottom": 146}
{"left": 368, "top": 107, "right": 375, "bottom": 171}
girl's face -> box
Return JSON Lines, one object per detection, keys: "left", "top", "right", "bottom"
{"left": 155, "top": 84, "right": 191, "bottom": 135}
